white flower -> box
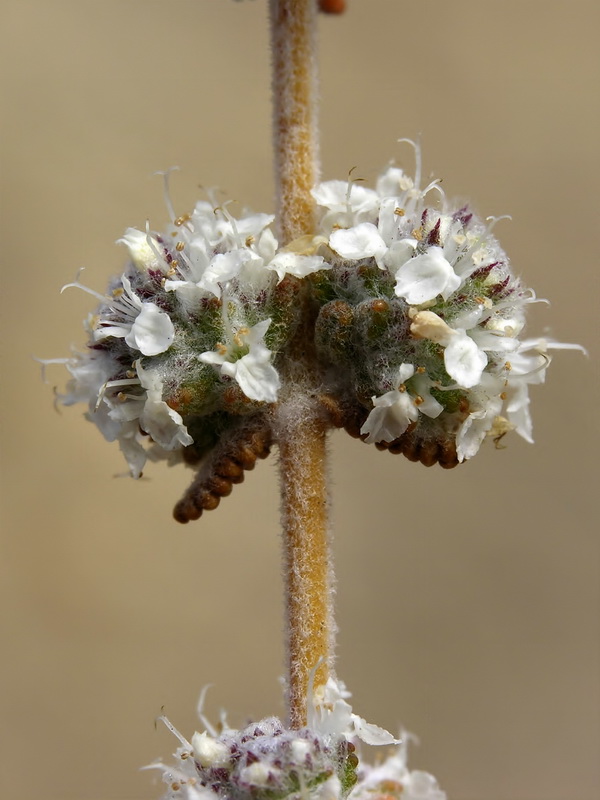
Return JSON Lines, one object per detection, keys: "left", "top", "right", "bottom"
{"left": 456, "top": 395, "right": 503, "bottom": 462}
{"left": 308, "top": 675, "right": 399, "bottom": 746}
{"left": 200, "top": 318, "right": 280, "bottom": 403}
{"left": 266, "top": 252, "right": 329, "bottom": 282}
{"left": 394, "top": 247, "right": 460, "bottom": 304}
{"left": 360, "top": 365, "right": 418, "bottom": 444}
{"left": 312, "top": 180, "right": 379, "bottom": 229}
{"left": 199, "top": 248, "right": 257, "bottom": 298}
{"left": 329, "top": 223, "right": 387, "bottom": 268}
{"left": 136, "top": 361, "right": 193, "bottom": 450}
{"left": 360, "top": 363, "right": 444, "bottom": 444}
{"left": 410, "top": 310, "right": 487, "bottom": 388}
{"left": 116, "top": 227, "right": 164, "bottom": 272}
{"left": 191, "top": 731, "right": 232, "bottom": 768}
{"left": 63, "top": 274, "right": 174, "bottom": 356}
{"left": 443, "top": 331, "right": 488, "bottom": 388}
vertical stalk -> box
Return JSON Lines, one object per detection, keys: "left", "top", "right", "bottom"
{"left": 269, "top": 0, "right": 319, "bottom": 244}
{"left": 277, "top": 401, "right": 332, "bottom": 729}
{"left": 269, "top": 0, "right": 331, "bottom": 728}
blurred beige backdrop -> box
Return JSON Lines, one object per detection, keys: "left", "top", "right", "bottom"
{"left": 1, "top": 1, "right": 598, "bottom": 799}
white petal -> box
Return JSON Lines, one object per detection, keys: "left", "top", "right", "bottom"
{"left": 397, "top": 362, "right": 415, "bottom": 383}
{"left": 506, "top": 383, "right": 533, "bottom": 442}
{"left": 394, "top": 246, "right": 460, "bottom": 304}
{"left": 117, "top": 228, "right": 164, "bottom": 271}
{"left": 223, "top": 356, "right": 280, "bottom": 403}
{"left": 141, "top": 400, "right": 193, "bottom": 449}
{"left": 126, "top": 303, "right": 175, "bottom": 356}
{"left": 360, "top": 390, "right": 418, "bottom": 444}
{"left": 266, "top": 253, "right": 328, "bottom": 283}
{"left": 456, "top": 410, "right": 491, "bottom": 461}
{"left": 330, "top": 223, "right": 387, "bottom": 266}
{"left": 384, "top": 238, "right": 418, "bottom": 274}
{"left": 312, "top": 181, "right": 378, "bottom": 213}
{"left": 444, "top": 333, "right": 488, "bottom": 388}
{"left": 199, "top": 350, "right": 227, "bottom": 367}
{"left": 199, "top": 249, "right": 251, "bottom": 297}
{"left": 352, "top": 716, "right": 399, "bottom": 746}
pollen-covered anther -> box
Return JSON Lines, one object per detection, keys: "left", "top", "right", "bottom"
{"left": 174, "top": 214, "right": 191, "bottom": 226}
{"left": 175, "top": 241, "right": 185, "bottom": 251}
{"left": 414, "top": 395, "right": 424, "bottom": 406}
{"left": 394, "top": 207, "right": 405, "bottom": 216}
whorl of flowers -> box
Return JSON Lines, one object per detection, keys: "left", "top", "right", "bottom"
{"left": 145, "top": 679, "right": 446, "bottom": 800}
{"left": 49, "top": 143, "right": 576, "bottom": 519}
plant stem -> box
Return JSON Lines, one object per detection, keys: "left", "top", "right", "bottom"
{"left": 276, "top": 398, "right": 332, "bottom": 729}
{"left": 269, "top": 0, "right": 319, "bottom": 244}
{"left": 269, "top": 0, "right": 332, "bottom": 728}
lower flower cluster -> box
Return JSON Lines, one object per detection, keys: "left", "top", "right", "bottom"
{"left": 145, "top": 680, "right": 445, "bottom": 800}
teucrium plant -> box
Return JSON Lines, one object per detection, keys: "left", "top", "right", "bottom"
{"left": 43, "top": 2, "right": 583, "bottom": 799}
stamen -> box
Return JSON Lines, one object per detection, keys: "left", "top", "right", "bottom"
{"left": 154, "top": 167, "right": 181, "bottom": 223}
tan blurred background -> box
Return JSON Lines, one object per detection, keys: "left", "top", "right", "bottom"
{"left": 1, "top": 1, "right": 598, "bottom": 798}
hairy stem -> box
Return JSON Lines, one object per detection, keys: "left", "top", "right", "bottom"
{"left": 269, "top": 0, "right": 319, "bottom": 244}
{"left": 276, "top": 398, "right": 333, "bottom": 729}
{"left": 270, "top": 0, "right": 331, "bottom": 729}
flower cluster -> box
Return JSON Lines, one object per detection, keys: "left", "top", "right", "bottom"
{"left": 48, "top": 143, "right": 578, "bottom": 493}
{"left": 145, "top": 680, "right": 445, "bottom": 800}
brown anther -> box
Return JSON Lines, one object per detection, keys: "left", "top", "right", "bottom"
{"left": 170, "top": 259, "right": 179, "bottom": 269}
{"left": 171, "top": 231, "right": 178, "bottom": 237}
{"left": 176, "top": 241, "right": 185, "bottom": 252}
{"left": 474, "top": 296, "right": 485, "bottom": 304}
{"left": 500, "top": 391, "right": 507, "bottom": 400}
{"left": 126, "top": 369, "right": 136, "bottom": 378}
{"left": 394, "top": 207, "right": 406, "bottom": 216}
{"left": 171, "top": 784, "right": 181, "bottom": 792}
{"left": 117, "top": 391, "right": 127, "bottom": 402}
{"left": 411, "top": 227, "right": 423, "bottom": 241}
{"left": 398, "top": 384, "right": 407, "bottom": 392}
{"left": 245, "top": 235, "right": 255, "bottom": 247}
{"left": 414, "top": 395, "right": 424, "bottom": 406}
{"left": 505, "top": 361, "right": 512, "bottom": 371}
{"left": 112, "top": 287, "right": 124, "bottom": 298}
{"left": 174, "top": 214, "right": 191, "bottom": 227}
{"left": 416, "top": 366, "right": 426, "bottom": 374}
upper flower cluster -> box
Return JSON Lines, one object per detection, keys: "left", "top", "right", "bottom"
{"left": 48, "top": 143, "right": 578, "bottom": 493}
